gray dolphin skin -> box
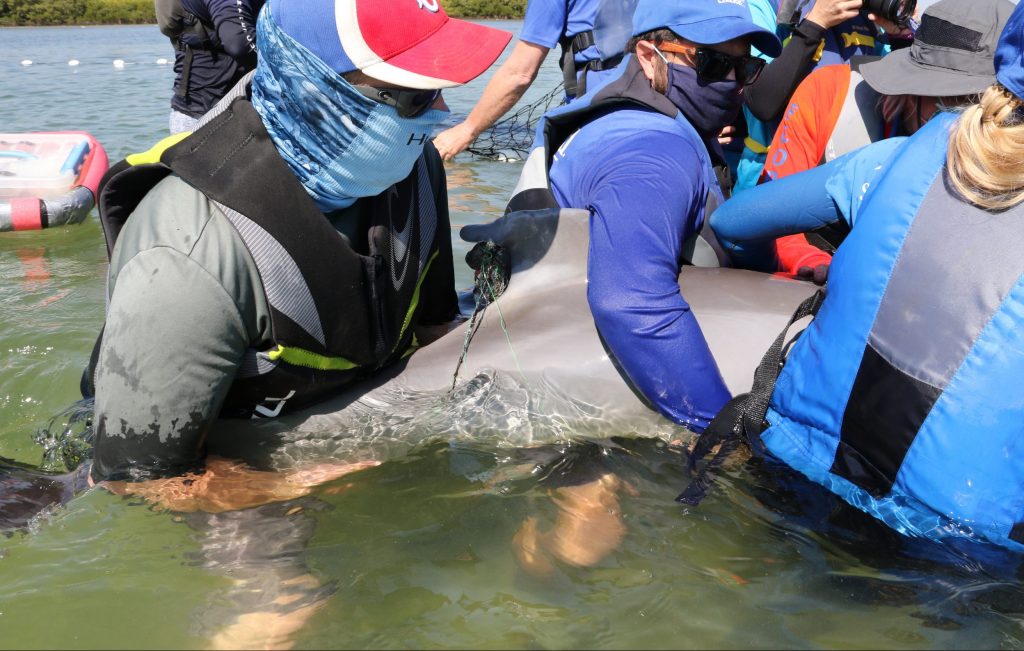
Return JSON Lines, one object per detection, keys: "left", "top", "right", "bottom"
{"left": 208, "top": 209, "right": 817, "bottom": 462}
{"left": 0, "top": 209, "right": 816, "bottom": 528}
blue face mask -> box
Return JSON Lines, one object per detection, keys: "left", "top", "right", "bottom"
{"left": 656, "top": 49, "right": 743, "bottom": 137}
{"left": 251, "top": 7, "right": 449, "bottom": 213}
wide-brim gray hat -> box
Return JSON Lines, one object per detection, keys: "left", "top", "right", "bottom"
{"left": 860, "top": 0, "right": 1016, "bottom": 97}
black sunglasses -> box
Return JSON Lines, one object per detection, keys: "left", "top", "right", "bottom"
{"left": 658, "top": 42, "right": 766, "bottom": 86}
{"left": 354, "top": 85, "right": 442, "bottom": 118}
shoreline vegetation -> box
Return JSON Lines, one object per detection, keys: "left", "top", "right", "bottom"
{"left": 0, "top": 0, "right": 526, "bottom": 27}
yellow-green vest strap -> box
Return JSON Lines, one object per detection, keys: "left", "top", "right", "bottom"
{"left": 267, "top": 344, "right": 359, "bottom": 371}
{"left": 265, "top": 251, "right": 440, "bottom": 371}
{"left": 126, "top": 132, "right": 191, "bottom": 167}
{"left": 392, "top": 250, "right": 440, "bottom": 356}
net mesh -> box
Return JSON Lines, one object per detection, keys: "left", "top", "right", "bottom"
{"left": 466, "top": 82, "right": 567, "bottom": 161}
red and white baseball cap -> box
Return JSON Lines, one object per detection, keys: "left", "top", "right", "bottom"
{"left": 269, "top": 0, "right": 513, "bottom": 89}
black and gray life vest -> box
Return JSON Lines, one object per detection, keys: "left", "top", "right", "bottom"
{"left": 89, "top": 88, "right": 444, "bottom": 418}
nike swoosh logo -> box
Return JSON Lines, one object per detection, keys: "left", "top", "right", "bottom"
{"left": 390, "top": 186, "right": 412, "bottom": 289}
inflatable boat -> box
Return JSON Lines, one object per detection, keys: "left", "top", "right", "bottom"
{"left": 0, "top": 132, "right": 109, "bottom": 232}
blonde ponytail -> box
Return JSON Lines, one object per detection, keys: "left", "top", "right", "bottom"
{"left": 947, "top": 84, "right": 1024, "bottom": 211}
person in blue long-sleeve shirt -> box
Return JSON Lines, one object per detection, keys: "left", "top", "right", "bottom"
{"left": 537, "top": 0, "right": 784, "bottom": 434}
{"left": 486, "top": 0, "right": 781, "bottom": 576}
{"left": 548, "top": 110, "right": 733, "bottom": 431}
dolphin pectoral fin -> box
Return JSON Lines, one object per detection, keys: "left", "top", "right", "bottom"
{"left": 0, "top": 458, "right": 87, "bottom": 532}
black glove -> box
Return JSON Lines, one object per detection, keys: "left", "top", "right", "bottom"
{"left": 797, "top": 263, "right": 829, "bottom": 286}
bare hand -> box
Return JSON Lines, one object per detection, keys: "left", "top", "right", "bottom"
{"left": 717, "top": 125, "right": 737, "bottom": 147}
{"left": 805, "top": 0, "right": 863, "bottom": 29}
{"left": 101, "top": 456, "right": 379, "bottom": 513}
{"left": 433, "top": 122, "right": 478, "bottom": 162}
{"left": 866, "top": 12, "right": 914, "bottom": 39}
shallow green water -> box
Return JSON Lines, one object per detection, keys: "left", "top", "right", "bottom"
{"left": 2, "top": 23, "right": 1024, "bottom": 650}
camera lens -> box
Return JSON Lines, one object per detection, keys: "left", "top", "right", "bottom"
{"left": 863, "top": 0, "right": 917, "bottom": 25}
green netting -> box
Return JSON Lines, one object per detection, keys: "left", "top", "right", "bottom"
{"left": 452, "top": 241, "right": 517, "bottom": 390}
{"left": 466, "top": 82, "right": 567, "bottom": 161}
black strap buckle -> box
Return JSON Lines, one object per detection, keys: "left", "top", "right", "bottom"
{"left": 571, "top": 30, "right": 596, "bottom": 53}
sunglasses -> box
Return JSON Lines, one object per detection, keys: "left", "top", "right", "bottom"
{"left": 354, "top": 85, "right": 442, "bottom": 118}
{"left": 655, "top": 42, "right": 765, "bottom": 86}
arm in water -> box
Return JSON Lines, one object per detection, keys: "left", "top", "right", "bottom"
{"left": 91, "top": 243, "right": 251, "bottom": 481}
{"left": 711, "top": 135, "right": 907, "bottom": 270}
{"left": 97, "top": 456, "right": 377, "bottom": 513}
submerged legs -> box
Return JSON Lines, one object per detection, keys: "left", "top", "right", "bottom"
{"left": 513, "top": 472, "right": 631, "bottom": 577}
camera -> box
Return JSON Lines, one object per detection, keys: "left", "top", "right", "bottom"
{"left": 862, "top": 0, "right": 917, "bottom": 27}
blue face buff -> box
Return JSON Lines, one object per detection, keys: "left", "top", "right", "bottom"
{"left": 655, "top": 48, "right": 743, "bottom": 137}
{"left": 250, "top": 7, "right": 449, "bottom": 213}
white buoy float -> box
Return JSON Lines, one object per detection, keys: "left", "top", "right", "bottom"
{"left": 68, "top": 59, "right": 80, "bottom": 67}
{"left": 156, "top": 58, "right": 169, "bottom": 65}
{"left": 112, "top": 59, "right": 125, "bottom": 69}
{"left": 20, "top": 60, "right": 32, "bottom": 67}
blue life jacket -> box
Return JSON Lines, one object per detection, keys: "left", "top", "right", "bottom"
{"left": 816, "top": 13, "right": 881, "bottom": 65}
{"left": 509, "top": 56, "right": 729, "bottom": 267}
{"left": 780, "top": 0, "right": 883, "bottom": 64}
{"left": 762, "top": 112, "right": 1024, "bottom": 551}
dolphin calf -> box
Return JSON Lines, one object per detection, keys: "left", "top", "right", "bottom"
{"left": 207, "top": 208, "right": 817, "bottom": 465}
{"left": 0, "top": 208, "right": 816, "bottom": 528}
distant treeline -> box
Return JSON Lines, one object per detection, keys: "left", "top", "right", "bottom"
{"left": 0, "top": 0, "right": 153, "bottom": 25}
{"left": 0, "top": 0, "right": 525, "bottom": 26}
{"left": 443, "top": 0, "right": 527, "bottom": 19}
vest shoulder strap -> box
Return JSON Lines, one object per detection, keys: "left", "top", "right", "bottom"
{"left": 97, "top": 132, "right": 194, "bottom": 257}
{"left": 96, "top": 160, "right": 172, "bottom": 258}
{"left": 677, "top": 288, "right": 826, "bottom": 504}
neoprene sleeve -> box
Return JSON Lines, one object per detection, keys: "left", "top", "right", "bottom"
{"left": 91, "top": 177, "right": 268, "bottom": 482}
{"left": 744, "top": 20, "right": 828, "bottom": 122}
{"left": 92, "top": 247, "right": 251, "bottom": 481}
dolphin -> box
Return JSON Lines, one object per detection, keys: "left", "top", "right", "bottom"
{"left": 0, "top": 458, "right": 89, "bottom": 533}
{"left": 206, "top": 208, "right": 818, "bottom": 465}
{"left": 0, "top": 208, "right": 816, "bottom": 528}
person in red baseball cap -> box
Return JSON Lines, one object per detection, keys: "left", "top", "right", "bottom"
{"left": 89, "top": 0, "right": 511, "bottom": 484}
{"left": 80, "top": 1, "right": 509, "bottom": 645}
